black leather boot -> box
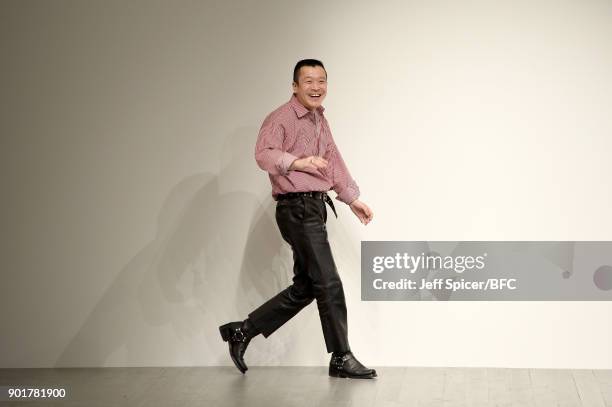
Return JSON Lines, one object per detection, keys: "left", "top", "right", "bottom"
{"left": 329, "top": 351, "right": 377, "bottom": 379}
{"left": 219, "top": 319, "right": 258, "bottom": 374}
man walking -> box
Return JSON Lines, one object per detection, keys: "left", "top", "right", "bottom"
{"left": 219, "top": 59, "right": 376, "bottom": 379}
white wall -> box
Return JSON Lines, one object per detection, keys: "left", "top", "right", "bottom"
{"left": 1, "top": 0, "right": 611, "bottom": 368}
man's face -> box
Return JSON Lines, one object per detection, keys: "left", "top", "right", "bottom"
{"left": 292, "top": 65, "right": 327, "bottom": 111}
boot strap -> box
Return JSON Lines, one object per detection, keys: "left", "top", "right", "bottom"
{"left": 331, "top": 353, "right": 351, "bottom": 367}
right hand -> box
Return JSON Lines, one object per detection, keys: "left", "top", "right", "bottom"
{"left": 289, "top": 155, "right": 328, "bottom": 172}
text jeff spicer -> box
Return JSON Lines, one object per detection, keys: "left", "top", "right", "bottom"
{"left": 372, "top": 278, "right": 518, "bottom": 291}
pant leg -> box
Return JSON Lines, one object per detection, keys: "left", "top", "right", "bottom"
{"left": 247, "top": 196, "right": 350, "bottom": 353}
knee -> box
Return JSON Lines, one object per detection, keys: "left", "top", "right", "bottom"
{"left": 313, "top": 277, "right": 344, "bottom": 302}
{"left": 288, "top": 284, "right": 315, "bottom": 304}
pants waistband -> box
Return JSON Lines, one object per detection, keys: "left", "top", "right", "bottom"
{"left": 277, "top": 191, "right": 327, "bottom": 200}
{"left": 276, "top": 191, "right": 338, "bottom": 218}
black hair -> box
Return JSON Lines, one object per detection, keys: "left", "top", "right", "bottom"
{"left": 293, "top": 59, "right": 327, "bottom": 84}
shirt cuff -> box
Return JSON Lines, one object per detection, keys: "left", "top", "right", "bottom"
{"left": 335, "top": 182, "right": 360, "bottom": 205}
{"left": 276, "top": 152, "right": 299, "bottom": 176}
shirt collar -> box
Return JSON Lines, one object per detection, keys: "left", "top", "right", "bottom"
{"left": 290, "top": 94, "right": 325, "bottom": 118}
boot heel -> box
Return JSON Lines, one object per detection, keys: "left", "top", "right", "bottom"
{"left": 328, "top": 366, "right": 347, "bottom": 378}
{"left": 219, "top": 322, "right": 241, "bottom": 342}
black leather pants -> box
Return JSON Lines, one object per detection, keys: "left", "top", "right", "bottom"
{"left": 248, "top": 195, "right": 350, "bottom": 353}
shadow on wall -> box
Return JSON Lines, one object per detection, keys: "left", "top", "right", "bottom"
{"left": 55, "top": 127, "right": 304, "bottom": 367}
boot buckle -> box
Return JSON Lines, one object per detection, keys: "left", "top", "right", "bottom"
{"left": 231, "top": 328, "right": 247, "bottom": 343}
{"left": 331, "top": 353, "right": 351, "bottom": 367}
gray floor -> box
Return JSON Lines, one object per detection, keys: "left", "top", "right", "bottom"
{"left": 1, "top": 367, "right": 611, "bottom": 406}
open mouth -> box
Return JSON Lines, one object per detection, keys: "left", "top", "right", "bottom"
{"left": 309, "top": 94, "right": 322, "bottom": 99}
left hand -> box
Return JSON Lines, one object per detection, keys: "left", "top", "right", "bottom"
{"left": 349, "top": 199, "right": 373, "bottom": 225}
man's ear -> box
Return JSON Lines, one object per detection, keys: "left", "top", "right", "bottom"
{"left": 292, "top": 81, "right": 298, "bottom": 92}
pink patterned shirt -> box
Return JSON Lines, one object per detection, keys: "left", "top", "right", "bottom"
{"left": 255, "top": 94, "right": 360, "bottom": 205}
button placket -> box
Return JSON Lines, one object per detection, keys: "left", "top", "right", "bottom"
{"left": 314, "top": 112, "right": 324, "bottom": 156}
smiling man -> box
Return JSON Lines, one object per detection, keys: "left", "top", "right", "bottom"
{"left": 219, "top": 59, "right": 376, "bottom": 379}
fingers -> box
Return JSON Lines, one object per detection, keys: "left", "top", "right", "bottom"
{"left": 357, "top": 209, "right": 370, "bottom": 225}
{"left": 308, "top": 156, "right": 328, "bottom": 168}
{"left": 297, "top": 156, "right": 328, "bottom": 171}
{"left": 358, "top": 203, "right": 373, "bottom": 221}
{"left": 350, "top": 200, "right": 373, "bottom": 225}
{"left": 361, "top": 205, "right": 373, "bottom": 225}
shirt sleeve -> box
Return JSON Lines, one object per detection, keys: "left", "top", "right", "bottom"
{"left": 254, "top": 115, "right": 298, "bottom": 176}
{"left": 328, "top": 138, "right": 360, "bottom": 205}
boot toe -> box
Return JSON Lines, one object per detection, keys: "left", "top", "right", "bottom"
{"left": 229, "top": 343, "right": 248, "bottom": 373}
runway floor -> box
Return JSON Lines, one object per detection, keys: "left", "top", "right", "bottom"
{"left": 1, "top": 366, "right": 611, "bottom": 406}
